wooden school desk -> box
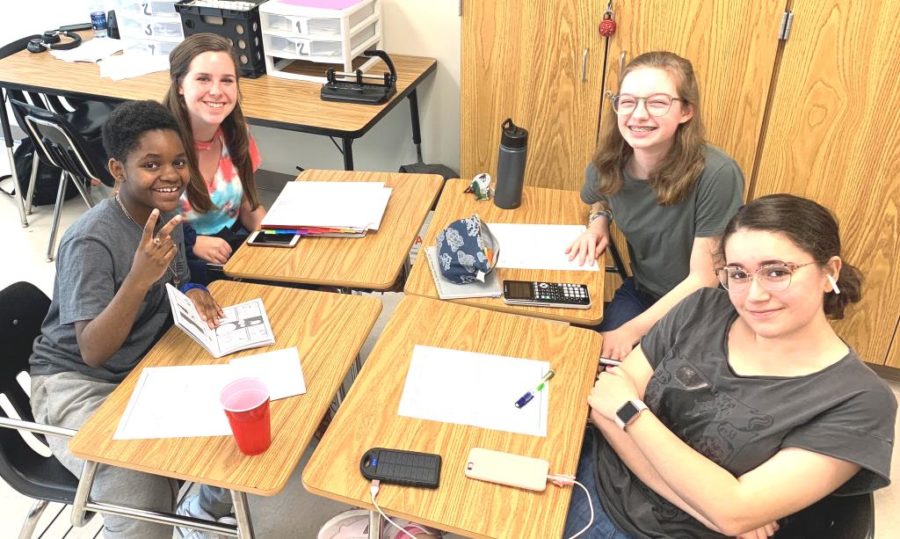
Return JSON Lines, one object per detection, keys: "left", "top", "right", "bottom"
{"left": 224, "top": 169, "right": 443, "bottom": 290}
{"left": 0, "top": 33, "right": 436, "bottom": 225}
{"left": 404, "top": 178, "right": 605, "bottom": 326}
{"left": 302, "top": 295, "right": 603, "bottom": 539}
{"left": 67, "top": 280, "right": 382, "bottom": 539}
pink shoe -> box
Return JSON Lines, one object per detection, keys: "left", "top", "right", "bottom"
{"left": 318, "top": 509, "right": 372, "bottom": 539}
{"left": 384, "top": 518, "right": 443, "bottom": 539}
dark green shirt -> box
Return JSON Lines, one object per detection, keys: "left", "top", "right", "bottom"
{"left": 581, "top": 146, "right": 744, "bottom": 298}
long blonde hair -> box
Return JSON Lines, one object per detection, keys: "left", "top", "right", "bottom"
{"left": 591, "top": 51, "right": 706, "bottom": 206}
{"left": 163, "top": 33, "right": 260, "bottom": 213}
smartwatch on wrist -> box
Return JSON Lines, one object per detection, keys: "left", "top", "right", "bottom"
{"left": 614, "top": 399, "right": 648, "bottom": 430}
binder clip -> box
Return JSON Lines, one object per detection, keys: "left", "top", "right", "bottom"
{"left": 320, "top": 49, "right": 397, "bottom": 105}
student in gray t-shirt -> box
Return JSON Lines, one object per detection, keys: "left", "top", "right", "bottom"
{"left": 29, "top": 101, "right": 228, "bottom": 539}
{"left": 564, "top": 194, "right": 896, "bottom": 538}
{"left": 566, "top": 52, "right": 743, "bottom": 361}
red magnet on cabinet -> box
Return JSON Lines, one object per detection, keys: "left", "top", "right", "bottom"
{"left": 599, "top": 11, "right": 616, "bottom": 37}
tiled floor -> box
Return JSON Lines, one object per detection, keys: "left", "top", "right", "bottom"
{"left": 0, "top": 156, "right": 898, "bottom": 538}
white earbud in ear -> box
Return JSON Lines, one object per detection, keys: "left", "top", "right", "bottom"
{"left": 827, "top": 275, "right": 840, "bottom": 295}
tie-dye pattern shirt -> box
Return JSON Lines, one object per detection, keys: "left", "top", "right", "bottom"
{"left": 180, "top": 133, "right": 261, "bottom": 235}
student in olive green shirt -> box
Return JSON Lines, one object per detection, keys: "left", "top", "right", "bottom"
{"left": 567, "top": 51, "right": 743, "bottom": 360}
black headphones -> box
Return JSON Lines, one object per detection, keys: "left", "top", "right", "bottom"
{"left": 25, "top": 30, "right": 83, "bottom": 54}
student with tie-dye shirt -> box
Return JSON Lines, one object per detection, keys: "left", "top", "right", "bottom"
{"left": 163, "top": 33, "right": 267, "bottom": 282}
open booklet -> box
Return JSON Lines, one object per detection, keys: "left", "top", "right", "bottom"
{"left": 165, "top": 284, "right": 275, "bottom": 358}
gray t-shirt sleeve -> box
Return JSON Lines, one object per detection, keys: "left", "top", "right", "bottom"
{"left": 639, "top": 289, "right": 706, "bottom": 369}
{"left": 782, "top": 385, "right": 897, "bottom": 494}
{"left": 57, "top": 235, "right": 117, "bottom": 326}
{"left": 694, "top": 156, "right": 745, "bottom": 237}
{"left": 580, "top": 164, "right": 607, "bottom": 206}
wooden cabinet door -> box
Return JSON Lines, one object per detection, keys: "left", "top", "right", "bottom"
{"left": 752, "top": 0, "right": 900, "bottom": 364}
{"left": 461, "top": 0, "right": 605, "bottom": 191}
{"left": 603, "top": 0, "right": 786, "bottom": 197}
{"left": 599, "top": 0, "right": 786, "bottom": 299}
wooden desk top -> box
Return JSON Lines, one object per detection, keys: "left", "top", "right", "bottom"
{"left": 404, "top": 178, "right": 604, "bottom": 325}
{"left": 0, "top": 36, "right": 436, "bottom": 137}
{"left": 224, "top": 169, "right": 443, "bottom": 289}
{"left": 302, "top": 295, "right": 602, "bottom": 539}
{"left": 69, "top": 280, "right": 382, "bottom": 496}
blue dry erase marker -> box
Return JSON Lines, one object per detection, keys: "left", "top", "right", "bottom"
{"left": 262, "top": 229, "right": 300, "bottom": 235}
{"left": 514, "top": 369, "right": 555, "bottom": 408}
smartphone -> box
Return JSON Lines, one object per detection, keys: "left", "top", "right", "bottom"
{"left": 360, "top": 448, "right": 441, "bottom": 489}
{"left": 502, "top": 280, "right": 591, "bottom": 309}
{"left": 464, "top": 448, "right": 549, "bottom": 491}
{"left": 246, "top": 230, "right": 300, "bottom": 248}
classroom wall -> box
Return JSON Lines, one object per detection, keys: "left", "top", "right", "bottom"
{"left": 0, "top": 0, "right": 462, "bottom": 175}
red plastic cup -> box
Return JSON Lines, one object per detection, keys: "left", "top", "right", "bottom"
{"left": 220, "top": 377, "right": 271, "bottom": 456}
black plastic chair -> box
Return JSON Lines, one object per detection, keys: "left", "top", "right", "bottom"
{"left": 0, "top": 281, "right": 85, "bottom": 539}
{"left": 8, "top": 98, "right": 109, "bottom": 261}
{"left": 774, "top": 492, "right": 874, "bottom": 539}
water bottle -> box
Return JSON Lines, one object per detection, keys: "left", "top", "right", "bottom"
{"left": 90, "top": 8, "right": 108, "bottom": 38}
{"left": 494, "top": 118, "right": 528, "bottom": 209}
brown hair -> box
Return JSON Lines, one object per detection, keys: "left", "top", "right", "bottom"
{"left": 163, "top": 33, "right": 259, "bottom": 213}
{"left": 590, "top": 51, "right": 706, "bottom": 206}
{"left": 720, "top": 194, "right": 862, "bottom": 319}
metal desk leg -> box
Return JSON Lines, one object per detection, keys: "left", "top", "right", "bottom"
{"left": 231, "top": 489, "right": 256, "bottom": 539}
{"left": 0, "top": 91, "right": 28, "bottom": 227}
{"left": 342, "top": 137, "right": 355, "bottom": 170}
{"left": 71, "top": 460, "right": 98, "bottom": 527}
{"left": 369, "top": 510, "right": 383, "bottom": 539}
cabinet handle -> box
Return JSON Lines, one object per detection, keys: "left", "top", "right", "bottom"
{"left": 581, "top": 48, "right": 589, "bottom": 81}
{"left": 619, "top": 51, "right": 627, "bottom": 76}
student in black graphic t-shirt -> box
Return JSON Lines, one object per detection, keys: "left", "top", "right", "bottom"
{"left": 564, "top": 194, "right": 896, "bottom": 539}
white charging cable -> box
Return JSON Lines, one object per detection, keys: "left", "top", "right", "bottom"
{"left": 548, "top": 473, "right": 594, "bottom": 539}
{"left": 370, "top": 480, "right": 431, "bottom": 539}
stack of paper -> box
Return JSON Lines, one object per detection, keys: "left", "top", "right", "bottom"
{"left": 261, "top": 181, "right": 393, "bottom": 237}
{"left": 487, "top": 223, "right": 601, "bottom": 271}
{"left": 397, "top": 345, "right": 550, "bottom": 437}
{"left": 114, "top": 348, "right": 307, "bottom": 440}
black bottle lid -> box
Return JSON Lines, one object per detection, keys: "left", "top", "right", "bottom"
{"left": 500, "top": 118, "right": 528, "bottom": 149}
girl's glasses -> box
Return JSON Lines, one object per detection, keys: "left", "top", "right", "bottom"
{"left": 610, "top": 93, "right": 682, "bottom": 116}
{"left": 715, "top": 262, "right": 816, "bottom": 292}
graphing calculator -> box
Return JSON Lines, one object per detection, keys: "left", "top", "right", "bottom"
{"left": 360, "top": 448, "right": 442, "bottom": 489}
{"left": 502, "top": 280, "right": 591, "bottom": 309}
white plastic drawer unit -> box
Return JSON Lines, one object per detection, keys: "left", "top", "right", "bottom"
{"left": 259, "top": 0, "right": 382, "bottom": 81}
{"left": 264, "top": 20, "right": 376, "bottom": 58}
{"left": 112, "top": 0, "right": 180, "bottom": 17}
{"left": 116, "top": 11, "right": 185, "bottom": 41}
{"left": 260, "top": 0, "right": 376, "bottom": 37}
{"left": 122, "top": 37, "right": 180, "bottom": 56}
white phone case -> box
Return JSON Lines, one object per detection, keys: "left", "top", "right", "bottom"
{"left": 464, "top": 448, "right": 549, "bottom": 491}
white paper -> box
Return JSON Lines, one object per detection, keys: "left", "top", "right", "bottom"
{"left": 98, "top": 53, "right": 169, "bottom": 80}
{"left": 166, "top": 284, "right": 276, "bottom": 358}
{"left": 114, "top": 348, "right": 307, "bottom": 440}
{"left": 229, "top": 348, "right": 306, "bottom": 400}
{"left": 261, "top": 181, "right": 392, "bottom": 231}
{"left": 397, "top": 345, "right": 549, "bottom": 437}
{"left": 487, "top": 223, "right": 600, "bottom": 272}
{"left": 50, "top": 38, "right": 124, "bottom": 63}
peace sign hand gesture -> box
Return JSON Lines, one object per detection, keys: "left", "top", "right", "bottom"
{"left": 130, "top": 209, "right": 182, "bottom": 289}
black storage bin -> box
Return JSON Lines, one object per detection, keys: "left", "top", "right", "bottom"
{"left": 175, "top": 0, "right": 267, "bottom": 78}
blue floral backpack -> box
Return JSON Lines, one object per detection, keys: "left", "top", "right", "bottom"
{"left": 435, "top": 214, "right": 499, "bottom": 284}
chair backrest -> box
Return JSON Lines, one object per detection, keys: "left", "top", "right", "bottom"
{"left": 0, "top": 282, "right": 50, "bottom": 423}
{"left": 775, "top": 493, "right": 874, "bottom": 539}
{"left": 8, "top": 98, "right": 101, "bottom": 185}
